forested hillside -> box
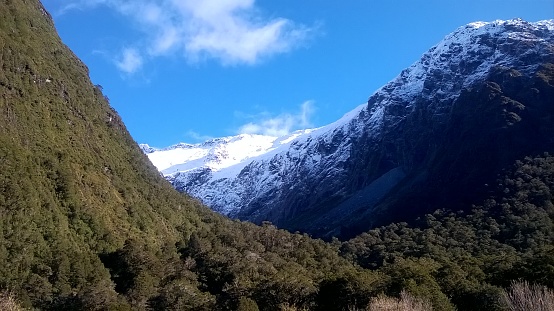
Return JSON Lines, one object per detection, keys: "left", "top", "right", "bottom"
{"left": 343, "top": 153, "right": 554, "bottom": 310}
{"left": 0, "top": 0, "right": 362, "bottom": 309}
{"left": 0, "top": 1, "right": 553, "bottom": 310}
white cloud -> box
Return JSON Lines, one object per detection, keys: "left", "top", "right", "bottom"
{"left": 60, "top": 0, "right": 314, "bottom": 71}
{"left": 56, "top": 0, "right": 108, "bottom": 15}
{"left": 186, "top": 130, "right": 213, "bottom": 142}
{"left": 173, "top": 0, "right": 310, "bottom": 64}
{"left": 237, "top": 101, "right": 315, "bottom": 137}
{"left": 115, "top": 48, "right": 143, "bottom": 74}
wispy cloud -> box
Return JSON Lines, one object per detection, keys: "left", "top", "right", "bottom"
{"left": 115, "top": 48, "right": 143, "bottom": 74}
{"left": 185, "top": 130, "right": 214, "bottom": 142}
{"left": 237, "top": 101, "right": 315, "bottom": 137}
{"left": 58, "top": 0, "right": 315, "bottom": 72}
{"left": 56, "top": 0, "right": 108, "bottom": 15}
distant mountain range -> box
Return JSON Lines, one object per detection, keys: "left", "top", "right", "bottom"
{"left": 144, "top": 19, "right": 554, "bottom": 238}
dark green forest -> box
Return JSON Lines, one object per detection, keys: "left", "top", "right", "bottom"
{"left": 0, "top": 0, "right": 553, "bottom": 310}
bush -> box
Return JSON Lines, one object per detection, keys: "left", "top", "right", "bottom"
{"left": 501, "top": 281, "right": 554, "bottom": 311}
{"left": 368, "top": 291, "right": 432, "bottom": 311}
{"left": 237, "top": 297, "right": 259, "bottom": 311}
{"left": 0, "top": 292, "right": 24, "bottom": 311}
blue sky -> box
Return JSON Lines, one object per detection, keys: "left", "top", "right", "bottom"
{"left": 41, "top": 0, "right": 553, "bottom": 147}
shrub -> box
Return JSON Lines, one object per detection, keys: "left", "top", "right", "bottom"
{"left": 368, "top": 291, "right": 432, "bottom": 311}
{"left": 501, "top": 281, "right": 554, "bottom": 311}
{"left": 0, "top": 292, "right": 24, "bottom": 311}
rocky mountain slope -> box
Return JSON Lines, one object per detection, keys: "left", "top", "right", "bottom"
{"left": 146, "top": 19, "right": 554, "bottom": 238}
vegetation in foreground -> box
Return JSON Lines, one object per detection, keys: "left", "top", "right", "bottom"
{"left": 0, "top": 0, "right": 552, "bottom": 309}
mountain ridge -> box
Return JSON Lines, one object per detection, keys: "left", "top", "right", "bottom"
{"left": 145, "top": 19, "right": 554, "bottom": 237}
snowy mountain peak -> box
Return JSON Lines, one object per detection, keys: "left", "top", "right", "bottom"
{"left": 145, "top": 133, "right": 279, "bottom": 174}
{"left": 363, "top": 19, "right": 554, "bottom": 142}
{"left": 144, "top": 19, "right": 554, "bottom": 234}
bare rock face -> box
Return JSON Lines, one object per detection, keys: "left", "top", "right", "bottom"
{"left": 147, "top": 20, "right": 554, "bottom": 238}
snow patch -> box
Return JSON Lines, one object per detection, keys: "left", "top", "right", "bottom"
{"left": 143, "top": 19, "right": 554, "bottom": 217}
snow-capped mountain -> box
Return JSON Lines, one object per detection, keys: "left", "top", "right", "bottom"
{"left": 141, "top": 134, "right": 278, "bottom": 177}
{"left": 145, "top": 19, "right": 554, "bottom": 237}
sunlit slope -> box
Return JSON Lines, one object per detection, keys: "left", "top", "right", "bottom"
{"left": 0, "top": 1, "right": 363, "bottom": 309}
